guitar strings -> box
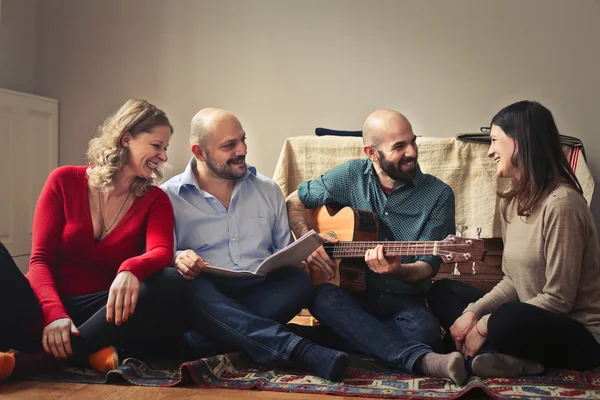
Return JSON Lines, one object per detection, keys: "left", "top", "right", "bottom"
{"left": 323, "top": 241, "right": 477, "bottom": 245}
{"left": 324, "top": 242, "right": 480, "bottom": 258}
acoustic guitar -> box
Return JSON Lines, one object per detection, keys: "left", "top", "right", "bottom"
{"left": 306, "top": 205, "right": 486, "bottom": 294}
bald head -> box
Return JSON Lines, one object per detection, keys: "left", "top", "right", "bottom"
{"left": 362, "top": 109, "right": 412, "bottom": 148}
{"left": 190, "top": 107, "right": 240, "bottom": 146}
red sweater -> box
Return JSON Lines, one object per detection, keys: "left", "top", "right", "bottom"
{"left": 26, "top": 166, "right": 175, "bottom": 326}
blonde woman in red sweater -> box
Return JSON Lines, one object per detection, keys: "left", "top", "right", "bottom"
{"left": 0, "top": 98, "right": 183, "bottom": 380}
{"left": 428, "top": 100, "right": 600, "bottom": 378}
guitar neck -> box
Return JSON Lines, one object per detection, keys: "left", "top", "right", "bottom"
{"left": 323, "top": 241, "right": 441, "bottom": 258}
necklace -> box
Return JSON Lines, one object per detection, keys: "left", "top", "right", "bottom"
{"left": 97, "top": 187, "right": 132, "bottom": 237}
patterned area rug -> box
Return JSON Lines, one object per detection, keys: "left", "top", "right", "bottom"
{"left": 30, "top": 353, "right": 600, "bottom": 399}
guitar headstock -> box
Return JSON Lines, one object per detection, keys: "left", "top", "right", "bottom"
{"left": 437, "top": 235, "right": 487, "bottom": 263}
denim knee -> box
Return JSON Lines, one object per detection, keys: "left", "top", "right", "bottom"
{"left": 393, "top": 307, "right": 441, "bottom": 347}
{"left": 313, "top": 283, "right": 341, "bottom": 300}
{"left": 310, "top": 283, "right": 344, "bottom": 313}
{"left": 185, "top": 275, "right": 217, "bottom": 303}
{"left": 419, "top": 309, "right": 442, "bottom": 347}
{"left": 281, "top": 266, "right": 313, "bottom": 301}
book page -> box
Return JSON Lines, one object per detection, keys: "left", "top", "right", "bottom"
{"left": 203, "top": 230, "right": 325, "bottom": 278}
{"left": 203, "top": 265, "right": 257, "bottom": 279}
{"left": 255, "top": 230, "right": 325, "bottom": 276}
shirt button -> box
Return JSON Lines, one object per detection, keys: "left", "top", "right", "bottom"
{"left": 384, "top": 212, "right": 389, "bottom": 216}
{"left": 232, "top": 237, "right": 236, "bottom": 241}
{"left": 228, "top": 214, "right": 232, "bottom": 218}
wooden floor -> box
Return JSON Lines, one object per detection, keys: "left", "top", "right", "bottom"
{"left": 0, "top": 380, "right": 376, "bottom": 400}
{"left": 0, "top": 380, "right": 490, "bottom": 399}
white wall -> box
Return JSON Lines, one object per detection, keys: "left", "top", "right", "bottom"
{"left": 0, "top": 0, "right": 36, "bottom": 93}
{"left": 33, "top": 0, "right": 600, "bottom": 224}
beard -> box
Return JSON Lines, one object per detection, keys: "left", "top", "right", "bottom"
{"left": 378, "top": 150, "right": 417, "bottom": 183}
{"left": 205, "top": 152, "right": 247, "bottom": 180}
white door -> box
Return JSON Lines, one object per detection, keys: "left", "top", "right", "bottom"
{"left": 0, "top": 88, "right": 58, "bottom": 272}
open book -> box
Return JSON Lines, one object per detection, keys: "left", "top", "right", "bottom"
{"left": 204, "top": 230, "right": 325, "bottom": 278}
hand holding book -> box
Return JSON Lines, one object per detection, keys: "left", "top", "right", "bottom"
{"left": 204, "top": 230, "right": 325, "bottom": 278}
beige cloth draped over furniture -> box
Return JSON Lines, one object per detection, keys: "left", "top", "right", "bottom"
{"left": 273, "top": 135, "right": 595, "bottom": 291}
{"left": 273, "top": 135, "right": 594, "bottom": 239}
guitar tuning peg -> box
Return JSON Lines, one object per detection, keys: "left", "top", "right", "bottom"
{"left": 472, "top": 227, "right": 482, "bottom": 275}
{"left": 453, "top": 224, "right": 466, "bottom": 276}
{"left": 453, "top": 263, "right": 461, "bottom": 276}
{"left": 455, "top": 223, "right": 468, "bottom": 237}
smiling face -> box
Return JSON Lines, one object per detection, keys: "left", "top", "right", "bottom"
{"left": 202, "top": 116, "right": 248, "bottom": 180}
{"left": 123, "top": 125, "right": 171, "bottom": 179}
{"left": 367, "top": 113, "right": 419, "bottom": 184}
{"left": 376, "top": 131, "right": 418, "bottom": 182}
{"left": 487, "top": 124, "right": 519, "bottom": 179}
{"left": 363, "top": 110, "right": 419, "bottom": 185}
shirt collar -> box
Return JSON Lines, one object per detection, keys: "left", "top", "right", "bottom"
{"left": 178, "top": 157, "right": 257, "bottom": 194}
{"left": 363, "top": 159, "right": 424, "bottom": 187}
{"left": 179, "top": 157, "right": 200, "bottom": 192}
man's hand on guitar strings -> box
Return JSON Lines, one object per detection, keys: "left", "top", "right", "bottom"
{"left": 307, "top": 234, "right": 339, "bottom": 280}
{"left": 365, "top": 245, "right": 401, "bottom": 275}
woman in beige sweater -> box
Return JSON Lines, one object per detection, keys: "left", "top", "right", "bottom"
{"left": 428, "top": 100, "right": 600, "bottom": 378}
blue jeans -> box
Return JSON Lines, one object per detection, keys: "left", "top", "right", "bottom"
{"left": 309, "top": 283, "right": 441, "bottom": 372}
{"left": 183, "top": 266, "right": 313, "bottom": 363}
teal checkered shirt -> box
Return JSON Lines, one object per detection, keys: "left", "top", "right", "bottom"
{"left": 298, "top": 159, "right": 455, "bottom": 296}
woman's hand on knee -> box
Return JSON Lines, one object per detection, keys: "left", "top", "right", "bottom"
{"left": 107, "top": 271, "right": 140, "bottom": 326}
{"left": 42, "top": 318, "right": 80, "bottom": 360}
{"left": 450, "top": 311, "right": 478, "bottom": 351}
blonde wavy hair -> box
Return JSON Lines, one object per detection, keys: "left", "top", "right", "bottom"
{"left": 86, "top": 98, "right": 173, "bottom": 196}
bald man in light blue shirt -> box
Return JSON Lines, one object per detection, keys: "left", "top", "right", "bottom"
{"left": 164, "top": 158, "right": 292, "bottom": 274}
{"left": 160, "top": 108, "right": 348, "bottom": 382}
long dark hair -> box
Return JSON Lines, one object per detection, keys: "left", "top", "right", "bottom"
{"left": 491, "top": 100, "right": 583, "bottom": 220}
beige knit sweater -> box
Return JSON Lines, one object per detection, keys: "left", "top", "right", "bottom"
{"left": 465, "top": 184, "right": 600, "bottom": 342}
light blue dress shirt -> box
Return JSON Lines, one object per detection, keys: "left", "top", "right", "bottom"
{"left": 160, "top": 158, "right": 292, "bottom": 272}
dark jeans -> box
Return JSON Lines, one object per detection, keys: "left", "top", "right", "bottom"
{"left": 308, "top": 283, "right": 441, "bottom": 373}
{"left": 0, "top": 241, "right": 184, "bottom": 361}
{"left": 183, "top": 266, "right": 313, "bottom": 363}
{"left": 427, "top": 279, "right": 600, "bottom": 371}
